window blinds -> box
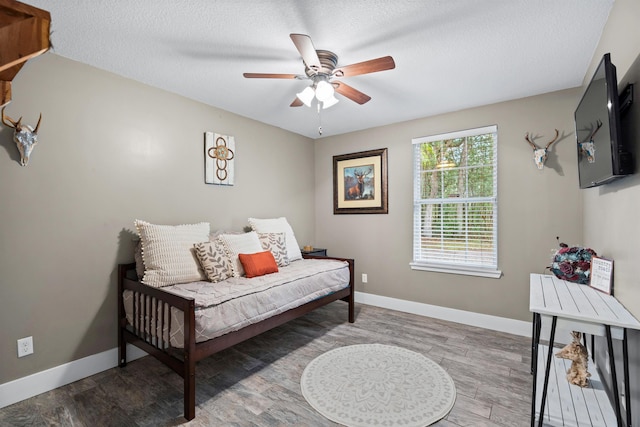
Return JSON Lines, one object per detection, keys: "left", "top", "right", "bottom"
{"left": 412, "top": 126, "right": 498, "bottom": 275}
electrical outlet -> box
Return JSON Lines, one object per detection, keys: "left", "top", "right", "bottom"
{"left": 17, "top": 336, "right": 33, "bottom": 358}
{"left": 362, "top": 273, "right": 368, "bottom": 283}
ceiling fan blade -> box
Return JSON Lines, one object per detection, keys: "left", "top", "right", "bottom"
{"left": 290, "top": 97, "right": 303, "bottom": 107}
{"left": 243, "top": 73, "right": 299, "bottom": 79}
{"left": 334, "top": 56, "right": 395, "bottom": 78}
{"left": 290, "top": 33, "right": 321, "bottom": 70}
{"left": 334, "top": 82, "right": 371, "bottom": 105}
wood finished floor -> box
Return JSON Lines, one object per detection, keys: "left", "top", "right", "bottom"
{"left": 0, "top": 303, "right": 533, "bottom": 427}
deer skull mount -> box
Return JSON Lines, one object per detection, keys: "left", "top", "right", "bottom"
{"left": 1, "top": 107, "right": 42, "bottom": 166}
{"left": 579, "top": 120, "right": 602, "bottom": 164}
{"left": 525, "top": 129, "right": 559, "bottom": 170}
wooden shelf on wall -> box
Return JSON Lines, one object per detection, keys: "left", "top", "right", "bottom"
{"left": 0, "top": 0, "right": 51, "bottom": 106}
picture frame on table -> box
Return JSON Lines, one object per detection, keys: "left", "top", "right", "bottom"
{"left": 333, "top": 148, "right": 388, "bottom": 215}
{"left": 589, "top": 256, "right": 614, "bottom": 295}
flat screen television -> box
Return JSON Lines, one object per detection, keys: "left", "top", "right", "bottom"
{"left": 575, "top": 53, "right": 633, "bottom": 189}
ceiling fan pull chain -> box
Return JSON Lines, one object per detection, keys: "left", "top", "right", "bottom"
{"left": 317, "top": 102, "right": 323, "bottom": 135}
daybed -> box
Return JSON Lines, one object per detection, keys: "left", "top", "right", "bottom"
{"left": 117, "top": 218, "right": 354, "bottom": 421}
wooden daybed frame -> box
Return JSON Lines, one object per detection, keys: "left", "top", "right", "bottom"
{"left": 117, "top": 255, "right": 355, "bottom": 421}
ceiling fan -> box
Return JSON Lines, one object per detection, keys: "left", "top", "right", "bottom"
{"left": 243, "top": 34, "right": 395, "bottom": 109}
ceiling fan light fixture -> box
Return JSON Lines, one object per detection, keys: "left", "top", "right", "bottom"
{"left": 322, "top": 94, "right": 339, "bottom": 109}
{"left": 296, "top": 86, "right": 314, "bottom": 107}
{"left": 314, "top": 79, "right": 334, "bottom": 102}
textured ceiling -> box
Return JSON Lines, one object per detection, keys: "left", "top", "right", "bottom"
{"left": 24, "top": 0, "right": 613, "bottom": 139}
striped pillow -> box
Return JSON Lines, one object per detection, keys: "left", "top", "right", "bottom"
{"left": 135, "top": 220, "right": 210, "bottom": 287}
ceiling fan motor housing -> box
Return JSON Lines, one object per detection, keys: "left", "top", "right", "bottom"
{"left": 305, "top": 50, "right": 338, "bottom": 77}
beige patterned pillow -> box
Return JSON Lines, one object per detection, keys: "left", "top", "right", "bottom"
{"left": 135, "top": 220, "right": 210, "bottom": 287}
{"left": 258, "top": 232, "right": 289, "bottom": 267}
{"left": 193, "top": 240, "right": 233, "bottom": 283}
{"left": 248, "top": 217, "right": 303, "bottom": 261}
{"left": 217, "top": 231, "right": 264, "bottom": 277}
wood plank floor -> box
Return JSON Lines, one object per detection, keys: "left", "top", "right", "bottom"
{"left": 0, "top": 303, "right": 533, "bottom": 426}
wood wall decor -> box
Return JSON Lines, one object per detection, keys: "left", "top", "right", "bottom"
{"left": 204, "top": 131, "right": 235, "bottom": 186}
{"left": 0, "top": 0, "right": 51, "bottom": 107}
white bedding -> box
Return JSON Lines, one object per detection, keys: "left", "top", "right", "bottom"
{"left": 123, "top": 258, "right": 350, "bottom": 348}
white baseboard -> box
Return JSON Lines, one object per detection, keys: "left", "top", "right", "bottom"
{"left": 355, "top": 291, "right": 532, "bottom": 337}
{"left": 0, "top": 344, "right": 147, "bottom": 409}
{"left": 1, "top": 295, "right": 531, "bottom": 410}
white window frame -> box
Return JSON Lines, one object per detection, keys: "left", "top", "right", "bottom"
{"left": 411, "top": 125, "right": 501, "bottom": 279}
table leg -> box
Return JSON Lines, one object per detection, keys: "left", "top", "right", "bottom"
{"left": 531, "top": 313, "right": 537, "bottom": 375}
{"left": 605, "top": 325, "right": 623, "bottom": 427}
{"left": 535, "top": 315, "right": 557, "bottom": 427}
{"left": 530, "top": 313, "right": 540, "bottom": 427}
{"left": 623, "top": 328, "right": 630, "bottom": 427}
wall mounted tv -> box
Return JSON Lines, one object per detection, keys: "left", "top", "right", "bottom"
{"left": 575, "top": 53, "right": 633, "bottom": 189}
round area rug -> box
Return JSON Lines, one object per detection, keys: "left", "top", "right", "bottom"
{"left": 301, "top": 343, "right": 456, "bottom": 427}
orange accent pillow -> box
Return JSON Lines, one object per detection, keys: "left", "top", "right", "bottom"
{"left": 238, "top": 251, "right": 279, "bottom": 278}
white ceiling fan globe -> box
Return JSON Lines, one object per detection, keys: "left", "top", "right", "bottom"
{"left": 315, "top": 80, "right": 334, "bottom": 102}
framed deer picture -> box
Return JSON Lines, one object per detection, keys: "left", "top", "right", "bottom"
{"left": 333, "top": 148, "right": 388, "bottom": 214}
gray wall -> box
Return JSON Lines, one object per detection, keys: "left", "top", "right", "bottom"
{"left": 580, "top": 0, "right": 640, "bottom": 425}
{"left": 0, "top": 54, "right": 315, "bottom": 384}
{"left": 315, "top": 88, "right": 583, "bottom": 322}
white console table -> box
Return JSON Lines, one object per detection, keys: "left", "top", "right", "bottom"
{"left": 529, "top": 273, "right": 640, "bottom": 427}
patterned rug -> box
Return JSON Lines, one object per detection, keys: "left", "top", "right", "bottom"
{"left": 301, "top": 344, "right": 456, "bottom": 427}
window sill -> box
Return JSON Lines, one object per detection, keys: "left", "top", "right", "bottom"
{"left": 410, "top": 262, "right": 502, "bottom": 279}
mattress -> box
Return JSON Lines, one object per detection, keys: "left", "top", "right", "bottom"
{"left": 123, "top": 258, "right": 349, "bottom": 348}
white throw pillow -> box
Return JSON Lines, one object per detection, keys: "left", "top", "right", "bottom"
{"left": 248, "top": 217, "right": 303, "bottom": 261}
{"left": 135, "top": 220, "right": 210, "bottom": 287}
{"left": 218, "top": 231, "right": 264, "bottom": 277}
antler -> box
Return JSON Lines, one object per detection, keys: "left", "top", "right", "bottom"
{"left": 33, "top": 113, "right": 42, "bottom": 134}
{"left": 1, "top": 108, "right": 42, "bottom": 133}
{"left": 586, "top": 120, "right": 602, "bottom": 143}
{"left": 526, "top": 130, "right": 560, "bottom": 150}
{"left": 544, "top": 129, "right": 560, "bottom": 150}
{"left": 1, "top": 107, "right": 22, "bottom": 130}
{"left": 524, "top": 132, "right": 538, "bottom": 150}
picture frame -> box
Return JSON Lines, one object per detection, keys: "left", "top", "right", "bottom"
{"left": 589, "top": 256, "right": 614, "bottom": 295}
{"left": 333, "top": 148, "right": 388, "bottom": 214}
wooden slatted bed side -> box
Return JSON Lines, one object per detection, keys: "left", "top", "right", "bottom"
{"left": 118, "top": 263, "right": 197, "bottom": 419}
{"left": 117, "top": 263, "right": 196, "bottom": 372}
{"left": 117, "top": 257, "right": 354, "bottom": 421}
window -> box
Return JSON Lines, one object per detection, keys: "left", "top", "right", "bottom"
{"left": 411, "top": 125, "right": 501, "bottom": 278}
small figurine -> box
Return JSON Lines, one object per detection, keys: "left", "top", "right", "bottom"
{"left": 555, "top": 331, "right": 591, "bottom": 387}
